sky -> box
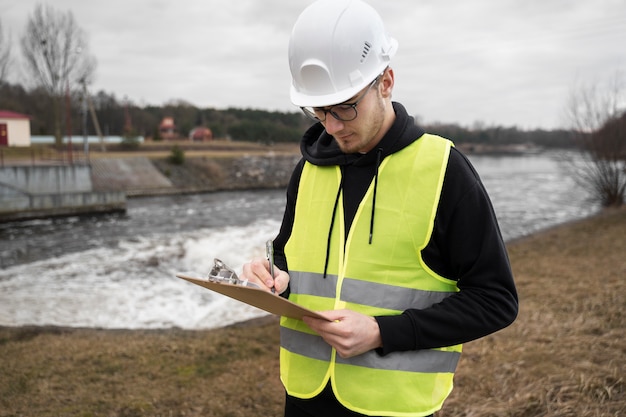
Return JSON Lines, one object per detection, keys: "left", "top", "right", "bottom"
{"left": 1, "top": 0, "right": 625, "bottom": 130}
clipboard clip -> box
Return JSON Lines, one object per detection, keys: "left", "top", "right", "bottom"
{"left": 208, "top": 258, "right": 261, "bottom": 289}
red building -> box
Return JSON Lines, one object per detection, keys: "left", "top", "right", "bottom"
{"left": 0, "top": 111, "right": 31, "bottom": 147}
{"left": 189, "top": 126, "right": 213, "bottom": 142}
{"left": 158, "top": 117, "right": 177, "bottom": 140}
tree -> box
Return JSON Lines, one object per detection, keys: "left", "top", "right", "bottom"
{"left": 564, "top": 73, "right": 626, "bottom": 207}
{"left": 0, "top": 18, "right": 11, "bottom": 83}
{"left": 20, "top": 4, "right": 96, "bottom": 148}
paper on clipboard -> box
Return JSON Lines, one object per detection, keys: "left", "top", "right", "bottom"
{"left": 176, "top": 272, "right": 330, "bottom": 321}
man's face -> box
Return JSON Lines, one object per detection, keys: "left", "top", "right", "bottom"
{"left": 320, "top": 76, "right": 389, "bottom": 154}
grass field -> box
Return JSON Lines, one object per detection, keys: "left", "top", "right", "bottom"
{"left": 1, "top": 208, "right": 624, "bottom": 416}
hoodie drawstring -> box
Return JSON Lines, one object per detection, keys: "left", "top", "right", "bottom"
{"left": 323, "top": 169, "right": 344, "bottom": 279}
{"left": 322, "top": 150, "right": 382, "bottom": 277}
{"left": 369, "top": 148, "right": 383, "bottom": 244}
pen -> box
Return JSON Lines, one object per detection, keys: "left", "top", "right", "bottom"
{"left": 266, "top": 239, "right": 276, "bottom": 293}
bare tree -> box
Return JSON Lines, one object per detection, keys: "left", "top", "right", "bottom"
{"left": 0, "top": 18, "right": 11, "bottom": 83}
{"left": 563, "top": 73, "right": 626, "bottom": 207}
{"left": 20, "top": 4, "right": 97, "bottom": 148}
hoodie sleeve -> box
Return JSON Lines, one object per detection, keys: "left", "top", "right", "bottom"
{"left": 375, "top": 148, "right": 518, "bottom": 353}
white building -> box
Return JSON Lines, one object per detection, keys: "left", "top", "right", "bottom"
{"left": 0, "top": 111, "right": 32, "bottom": 147}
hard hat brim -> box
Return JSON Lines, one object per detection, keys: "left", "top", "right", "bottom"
{"left": 289, "top": 83, "right": 370, "bottom": 108}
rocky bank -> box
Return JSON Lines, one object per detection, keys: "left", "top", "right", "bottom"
{"left": 90, "top": 153, "right": 302, "bottom": 196}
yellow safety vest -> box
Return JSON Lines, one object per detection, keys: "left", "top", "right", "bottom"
{"left": 281, "top": 134, "right": 462, "bottom": 417}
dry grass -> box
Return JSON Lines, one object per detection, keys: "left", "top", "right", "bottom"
{"left": 440, "top": 207, "right": 626, "bottom": 417}
{"left": 0, "top": 317, "right": 284, "bottom": 417}
{"left": 1, "top": 208, "right": 624, "bottom": 416}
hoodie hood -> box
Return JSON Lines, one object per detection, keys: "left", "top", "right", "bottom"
{"left": 300, "top": 102, "right": 425, "bottom": 168}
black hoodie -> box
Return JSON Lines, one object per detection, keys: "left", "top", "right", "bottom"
{"left": 274, "top": 102, "right": 518, "bottom": 354}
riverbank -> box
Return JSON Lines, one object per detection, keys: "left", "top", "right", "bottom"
{"left": 0, "top": 140, "right": 547, "bottom": 199}
{"left": 0, "top": 141, "right": 301, "bottom": 221}
{"left": 89, "top": 141, "right": 302, "bottom": 196}
{"left": 1, "top": 207, "right": 624, "bottom": 416}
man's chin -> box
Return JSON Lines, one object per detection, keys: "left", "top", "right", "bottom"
{"left": 335, "top": 138, "right": 358, "bottom": 153}
{"left": 337, "top": 144, "right": 356, "bottom": 154}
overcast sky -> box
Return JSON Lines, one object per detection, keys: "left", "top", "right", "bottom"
{"left": 2, "top": 0, "right": 625, "bottom": 130}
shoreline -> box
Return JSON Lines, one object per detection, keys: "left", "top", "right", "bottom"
{"left": 0, "top": 151, "right": 301, "bottom": 222}
{"left": 0, "top": 314, "right": 279, "bottom": 335}
{"left": 0, "top": 207, "right": 608, "bottom": 331}
{"left": 0, "top": 206, "right": 613, "bottom": 331}
{"left": 503, "top": 203, "right": 612, "bottom": 245}
{"left": 0, "top": 206, "right": 626, "bottom": 334}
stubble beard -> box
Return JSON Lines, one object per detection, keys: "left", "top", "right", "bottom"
{"left": 333, "top": 96, "right": 386, "bottom": 154}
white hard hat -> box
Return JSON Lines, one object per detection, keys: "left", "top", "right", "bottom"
{"left": 288, "top": 0, "right": 398, "bottom": 107}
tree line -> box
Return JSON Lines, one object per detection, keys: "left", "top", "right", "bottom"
{"left": 0, "top": 79, "right": 579, "bottom": 148}
{"left": 0, "top": 80, "right": 311, "bottom": 144}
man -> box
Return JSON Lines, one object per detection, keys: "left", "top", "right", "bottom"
{"left": 241, "top": 0, "right": 518, "bottom": 416}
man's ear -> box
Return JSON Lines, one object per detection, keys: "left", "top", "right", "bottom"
{"left": 379, "top": 67, "right": 395, "bottom": 99}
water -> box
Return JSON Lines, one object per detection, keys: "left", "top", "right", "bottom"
{"left": 0, "top": 152, "right": 599, "bottom": 330}
{"left": 469, "top": 152, "right": 598, "bottom": 239}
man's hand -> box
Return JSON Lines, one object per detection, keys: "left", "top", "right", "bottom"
{"left": 303, "top": 310, "right": 382, "bottom": 358}
{"left": 240, "top": 257, "right": 289, "bottom": 294}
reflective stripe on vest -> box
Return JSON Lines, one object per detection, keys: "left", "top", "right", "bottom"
{"left": 281, "top": 326, "right": 460, "bottom": 373}
{"left": 290, "top": 271, "right": 456, "bottom": 311}
{"left": 281, "top": 134, "right": 460, "bottom": 416}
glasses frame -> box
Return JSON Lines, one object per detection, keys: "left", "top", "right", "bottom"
{"left": 301, "top": 73, "right": 383, "bottom": 123}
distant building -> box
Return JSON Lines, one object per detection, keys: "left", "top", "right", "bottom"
{"left": 189, "top": 126, "right": 213, "bottom": 142}
{"left": 0, "top": 111, "right": 31, "bottom": 147}
{"left": 159, "top": 117, "right": 177, "bottom": 140}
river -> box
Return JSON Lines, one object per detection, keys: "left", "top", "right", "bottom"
{"left": 0, "top": 151, "right": 599, "bottom": 330}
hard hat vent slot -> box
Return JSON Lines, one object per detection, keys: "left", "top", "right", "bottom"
{"left": 360, "top": 41, "right": 372, "bottom": 62}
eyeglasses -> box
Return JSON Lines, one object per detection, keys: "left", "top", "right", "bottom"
{"left": 301, "top": 74, "right": 382, "bottom": 123}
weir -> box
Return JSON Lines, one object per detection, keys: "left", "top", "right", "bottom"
{"left": 0, "top": 164, "right": 126, "bottom": 222}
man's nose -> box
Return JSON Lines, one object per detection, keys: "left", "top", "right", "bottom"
{"left": 323, "top": 115, "right": 345, "bottom": 134}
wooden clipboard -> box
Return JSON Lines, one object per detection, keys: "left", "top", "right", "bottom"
{"left": 176, "top": 273, "right": 330, "bottom": 321}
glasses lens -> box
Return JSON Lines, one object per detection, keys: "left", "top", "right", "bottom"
{"left": 301, "top": 105, "right": 357, "bottom": 122}
{"left": 330, "top": 105, "right": 357, "bottom": 122}
{"left": 300, "top": 73, "right": 382, "bottom": 123}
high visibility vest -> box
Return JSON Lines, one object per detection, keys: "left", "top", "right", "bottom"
{"left": 281, "top": 134, "right": 461, "bottom": 417}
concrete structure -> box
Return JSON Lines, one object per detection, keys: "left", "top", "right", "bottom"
{"left": 89, "top": 157, "right": 173, "bottom": 196}
{"left": 0, "top": 111, "right": 31, "bottom": 147}
{"left": 0, "top": 165, "right": 126, "bottom": 222}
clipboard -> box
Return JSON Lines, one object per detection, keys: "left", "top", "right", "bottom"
{"left": 176, "top": 272, "right": 330, "bottom": 321}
